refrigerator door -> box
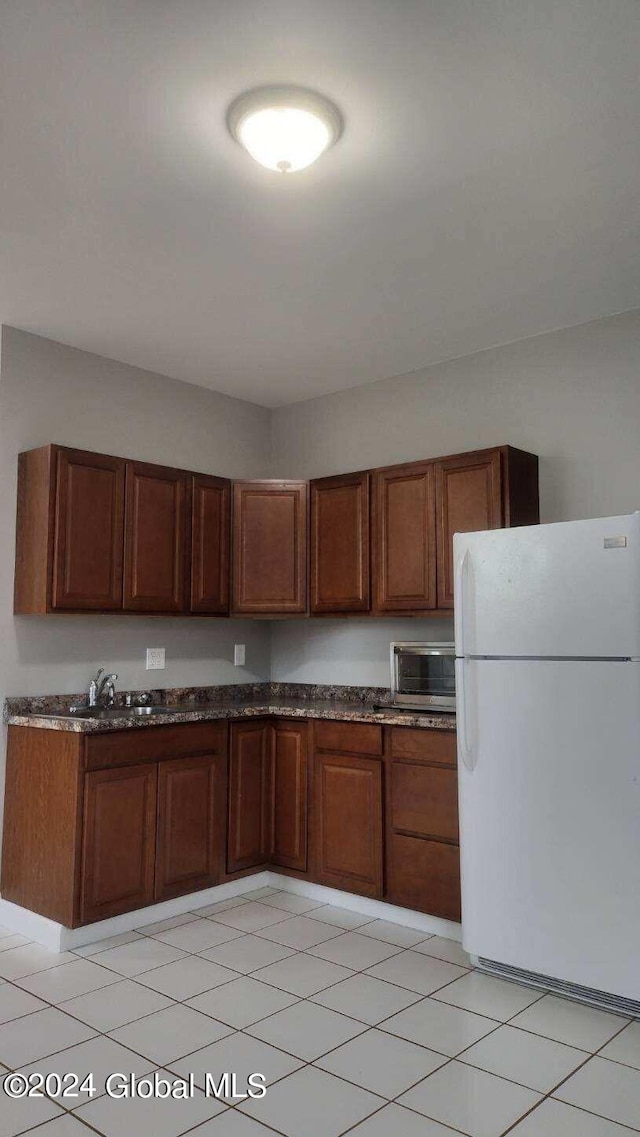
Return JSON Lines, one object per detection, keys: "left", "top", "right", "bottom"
{"left": 457, "top": 657, "right": 640, "bottom": 1000}
{"left": 454, "top": 513, "right": 640, "bottom": 659}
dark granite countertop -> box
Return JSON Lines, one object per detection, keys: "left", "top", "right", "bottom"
{"left": 4, "top": 683, "right": 456, "bottom": 734}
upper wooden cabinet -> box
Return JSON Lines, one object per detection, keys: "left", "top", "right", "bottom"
{"left": 232, "top": 480, "right": 308, "bottom": 614}
{"left": 435, "top": 446, "right": 539, "bottom": 609}
{"left": 123, "top": 461, "right": 190, "bottom": 613}
{"left": 372, "top": 445, "right": 538, "bottom": 614}
{"left": 310, "top": 472, "right": 370, "bottom": 613}
{"left": 190, "top": 474, "right": 231, "bottom": 614}
{"left": 372, "top": 460, "right": 437, "bottom": 612}
{"left": 15, "top": 445, "right": 126, "bottom": 613}
{"left": 14, "top": 442, "right": 537, "bottom": 618}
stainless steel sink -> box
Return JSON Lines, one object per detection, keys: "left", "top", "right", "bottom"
{"left": 65, "top": 705, "right": 180, "bottom": 720}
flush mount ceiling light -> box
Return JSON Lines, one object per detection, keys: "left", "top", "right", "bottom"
{"left": 227, "top": 85, "right": 342, "bottom": 173}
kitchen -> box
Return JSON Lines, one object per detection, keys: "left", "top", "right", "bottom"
{"left": 1, "top": 3, "right": 640, "bottom": 1136}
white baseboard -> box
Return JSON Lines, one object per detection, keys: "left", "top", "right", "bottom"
{"left": 266, "top": 875, "right": 462, "bottom": 941}
{"left": 0, "top": 873, "right": 272, "bottom": 951}
{"left": 0, "top": 899, "right": 65, "bottom": 953}
{"left": 0, "top": 870, "right": 461, "bottom": 951}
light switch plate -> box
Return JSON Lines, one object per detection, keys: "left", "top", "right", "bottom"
{"left": 234, "top": 644, "right": 246, "bottom": 667}
{"left": 146, "top": 648, "right": 165, "bottom": 670}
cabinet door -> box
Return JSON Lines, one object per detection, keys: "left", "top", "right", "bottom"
{"left": 52, "top": 448, "right": 125, "bottom": 610}
{"left": 436, "top": 449, "right": 502, "bottom": 608}
{"left": 310, "top": 472, "right": 370, "bottom": 613}
{"left": 313, "top": 752, "right": 383, "bottom": 897}
{"left": 191, "top": 474, "right": 230, "bottom": 614}
{"left": 80, "top": 764, "right": 157, "bottom": 924}
{"left": 123, "top": 461, "right": 190, "bottom": 612}
{"left": 232, "top": 481, "right": 307, "bottom": 614}
{"left": 269, "top": 721, "right": 308, "bottom": 872}
{"left": 372, "top": 461, "right": 436, "bottom": 611}
{"left": 227, "top": 721, "right": 272, "bottom": 872}
{"left": 155, "top": 753, "right": 226, "bottom": 902}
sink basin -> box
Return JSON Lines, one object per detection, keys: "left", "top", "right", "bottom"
{"left": 65, "top": 705, "right": 179, "bottom": 720}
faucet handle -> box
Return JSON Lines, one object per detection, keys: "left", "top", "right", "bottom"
{"left": 91, "top": 667, "right": 104, "bottom": 684}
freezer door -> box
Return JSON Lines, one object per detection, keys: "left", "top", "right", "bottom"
{"left": 454, "top": 514, "right": 640, "bottom": 659}
{"left": 457, "top": 658, "right": 640, "bottom": 1000}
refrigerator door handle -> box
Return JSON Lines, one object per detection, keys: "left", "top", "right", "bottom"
{"left": 454, "top": 546, "right": 471, "bottom": 655}
{"left": 457, "top": 657, "right": 478, "bottom": 772}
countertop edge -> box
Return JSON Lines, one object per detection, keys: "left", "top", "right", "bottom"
{"left": 6, "top": 702, "right": 456, "bottom": 733}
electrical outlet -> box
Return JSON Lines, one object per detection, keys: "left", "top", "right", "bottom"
{"left": 234, "top": 644, "right": 246, "bottom": 667}
{"left": 146, "top": 648, "right": 165, "bottom": 670}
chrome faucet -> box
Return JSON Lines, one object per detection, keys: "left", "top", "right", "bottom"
{"left": 88, "top": 668, "right": 118, "bottom": 708}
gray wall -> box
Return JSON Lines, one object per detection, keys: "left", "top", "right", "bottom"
{"left": 3, "top": 309, "right": 640, "bottom": 693}
{"left": 0, "top": 326, "right": 273, "bottom": 706}
{"left": 269, "top": 308, "right": 640, "bottom": 683}
{"left": 270, "top": 617, "right": 454, "bottom": 687}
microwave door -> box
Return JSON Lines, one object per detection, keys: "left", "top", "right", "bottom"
{"left": 392, "top": 644, "right": 456, "bottom": 710}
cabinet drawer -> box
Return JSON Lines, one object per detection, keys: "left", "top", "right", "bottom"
{"left": 86, "top": 722, "right": 227, "bottom": 770}
{"left": 391, "top": 763, "right": 458, "bottom": 841}
{"left": 390, "top": 727, "right": 456, "bottom": 765}
{"left": 387, "top": 834, "right": 461, "bottom": 921}
{"left": 314, "top": 720, "right": 382, "bottom": 755}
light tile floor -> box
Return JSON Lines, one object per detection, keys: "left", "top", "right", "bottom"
{"left": 0, "top": 885, "right": 638, "bottom": 1137}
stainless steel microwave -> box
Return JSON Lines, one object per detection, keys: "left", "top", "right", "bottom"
{"left": 390, "top": 642, "right": 456, "bottom": 712}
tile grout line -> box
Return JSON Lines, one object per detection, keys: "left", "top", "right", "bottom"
{"left": 3, "top": 894, "right": 639, "bottom": 1137}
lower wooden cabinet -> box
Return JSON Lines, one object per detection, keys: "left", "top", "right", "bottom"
{"left": 387, "top": 834, "right": 461, "bottom": 921}
{"left": 313, "top": 750, "right": 383, "bottom": 898}
{"left": 80, "top": 764, "right": 157, "bottom": 924}
{"left": 155, "top": 753, "right": 227, "bottom": 902}
{"left": 385, "top": 726, "right": 461, "bottom": 920}
{"left": 81, "top": 747, "right": 227, "bottom": 924}
{"left": 269, "top": 720, "right": 308, "bottom": 872}
{"left": 1, "top": 722, "right": 228, "bottom": 928}
{"left": 2, "top": 716, "right": 458, "bottom": 929}
{"left": 227, "top": 719, "right": 309, "bottom": 874}
{"left": 227, "top": 720, "right": 272, "bottom": 872}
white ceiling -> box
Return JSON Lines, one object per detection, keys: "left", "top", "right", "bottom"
{"left": 2, "top": 1, "right": 639, "bottom": 407}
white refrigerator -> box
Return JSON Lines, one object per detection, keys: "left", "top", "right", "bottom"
{"left": 454, "top": 513, "right": 640, "bottom": 1015}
